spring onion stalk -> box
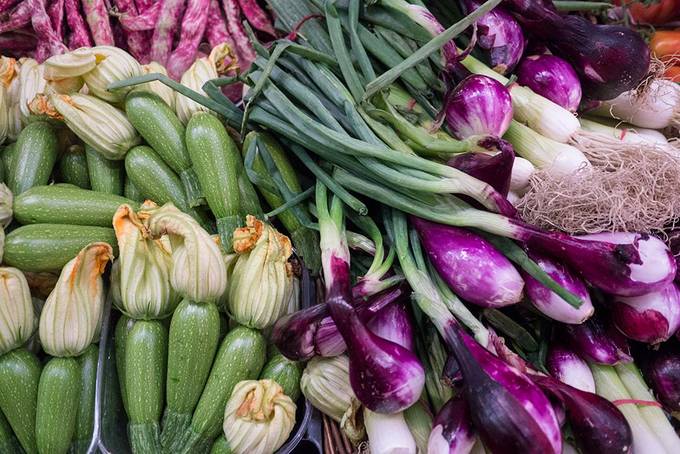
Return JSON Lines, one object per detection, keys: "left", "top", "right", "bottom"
{"left": 417, "top": 321, "right": 455, "bottom": 412}
{"left": 504, "top": 121, "right": 590, "bottom": 177}
{"left": 590, "top": 364, "right": 666, "bottom": 454}
{"left": 364, "top": 402, "right": 417, "bottom": 454}
{"left": 579, "top": 118, "right": 670, "bottom": 146}
{"left": 403, "top": 399, "right": 433, "bottom": 453}
{"left": 615, "top": 363, "right": 680, "bottom": 453}
{"left": 333, "top": 168, "right": 675, "bottom": 297}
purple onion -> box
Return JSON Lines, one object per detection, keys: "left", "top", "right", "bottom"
{"left": 326, "top": 255, "right": 424, "bottom": 413}
{"left": 522, "top": 250, "right": 594, "bottom": 324}
{"left": 413, "top": 218, "right": 524, "bottom": 308}
{"left": 533, "top": 375, "right": 633, "bottom": 454}
{"left": 546, "top": 345, "right": 595, "bottom": 393}
{"left": 666, "top": 229, "right": 680, "bottom": 282}
{"left": 427, "top": 395, "right": 476, "bottom": 454}
{"left": 637, "top": 340, "right": 680, "bottom": 412}
{"left": 560, "top": 316, "right": 632, "bottom": 365}
{"left": 445, "top": 74, "right": 513, "bottom": 139}
{"left": 271, "top": 284, "right": 406, "bottom": 361}
{"left": 610, "top": 283, "right": 680, "bottom": 344}
{"left": 503, "top": 0, "right": 650, "bottom": 100}
{"left": 367, "top": 300, "right": 415, "bottom": 353}
{"left": 461, "top": 0, "right": 525, "bottom": 74}
{"left": 443, "top": 323, "right": 562, "bottom": 454}
{"left": 516, "top": 54, "right": 582, "bottom": 112}
{"left": 447, "top": 138, "right": 515, "bottom": 197}
{"left": 519, "top": 229, "right": 677, "bottom": 297}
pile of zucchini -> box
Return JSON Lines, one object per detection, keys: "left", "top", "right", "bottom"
{"left": 0, "top": 78, "right": 309, "bottom": 454}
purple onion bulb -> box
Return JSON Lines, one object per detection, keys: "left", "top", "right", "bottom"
{"left": 516, "top": 54, "right": 582, "bottom": 112}
{"left": 547, "top": 345, "right": 595, "bottom": 393}
{"left": 427, "top": 395, "right": 476, "bottom": 454}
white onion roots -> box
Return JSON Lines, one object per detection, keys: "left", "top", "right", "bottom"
{"left": 518, "top": 139, "right": 680, "bottom": 234}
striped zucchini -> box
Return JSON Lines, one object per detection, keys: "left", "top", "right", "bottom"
{"left": 260, "top": 351, "right": 303, "bottom": 401}
{"left": 85, "top": 145, "right": 124, "bottom": 195}
{"left": 1, "top": 143, "right": 16, "bottom": 180}
{"left": 58, "top": 145, "right": 91, "bottom": 189}
{"left": 114, "top": 315, "right": 135, "bottom": 416}
{"left": 209, "top": 436, "right": 231, "bottom": 454}
{"left": 0, "top": 348, "right": 41, "bottom": 454}
{"left": 14, "top": 185, "right": 136, "bottom": 227}
{"left": 8, "top": 121, "right": 58, "bottom": 195}
{"left": 0, "top": 407, "right": 20, "bottom": 454}
{"left": 4, "top": 224, "right": 117, "bottom": 272}
{"left": 36, "top": 357, "right": 81, "bottom": 454}
{"left": 123, "top": 178, "right": 145, "bottom": 203}
{"left": 71, "top": 344, "right": 98, "bottom": 454}
{"left": 185, "top": 113, "right": 241, "bottom": 250}
{"left": 161, "top": 301, "right": 220, "bottom": 452}
{"left": 126, "top": 320, "right": 167, "bottom": 454}
{"left": 179, "top": 326, "right": 266, "bottom": 453}
{"left": 124, "top": 91, "right": 204, "bottom": 207}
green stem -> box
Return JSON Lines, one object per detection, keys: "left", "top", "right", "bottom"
{"left": 325, "top": 0, "right": 365, "bottom": 102}
{"left": 554, "top": 1, "right": 611, "bottom": 11}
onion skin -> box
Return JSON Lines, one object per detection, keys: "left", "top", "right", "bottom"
{"left": 516, "top": 54, "right": 582, "bottom": 112}
{"left": 522, "top": 250, "right": 594, "bottom": 324}
{"left": 637, "top": 340, "right": 680, "bottom": 412}
{"left": 367, "top": 301, "right": 415, "bottom": 353}
{"left": 560, "top": 316, "right": 632, "bottom": 365}
{"left": 445, "top": 75, "right": 513, "bottom": 139}
{"left": 610, "top": 283, "right": 680, "bottom": 344}
{"left": 413, "top": 218, "right": 524, "bottom": 308}
{"left": 427, "top": 395, "right": 476, "bottom": 454}
{"left": 448, "top": 138, "right": 515, "bottom": 197}
{"left": 547, "top": 345, "right": 595, "bottom": 393}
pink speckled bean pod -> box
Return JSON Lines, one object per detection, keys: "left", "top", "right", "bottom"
{"left": 113, "top": 0, "right": 148, "bottom": 62}
{"left": 0, "top": 29, "right": 37, "bottom": 55}
{"left": 0, "top": 1, "right": 31, "bottom": 34}
{"left": 205, "top": 0, "right": 234, "bottom": 48}
{"left": 64, "top": 0, "right": 93, "bottom": 48}
{"left": 81, "top": 0, "right": 114, "bottom": 45}
{"left": 149, "top": 0, "right": 185, "bottom": 65}
{"left": 118, "top": 0, "right": 162, "bottom": 31}
{"left": 29, "top": 0, "right": 67, "bottom": 61}
{"left": 47, "top": 0, "right": 65, "bottom": 40}
{"left": 133, "top": 0, "right": 152, "bottom": 12}
{"left": 166, "top": 0, "right": 209, "bottom": 79}
{"left": 222, "top": 0, "right": 255, "bottom": 70}
{"left": 237, "top": 0, "right": 275, "bottom": 36}
{"left": 0, "top": 0, "right": 20, "bottom": 14}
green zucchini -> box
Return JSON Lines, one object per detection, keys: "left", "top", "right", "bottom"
{"left": 161, "top": 301, "right": 220, "bottom": 452}
{"left": 71, "top": 345, "right": 98, "bottom": 454}
{"left": 259, "top": 352, "right": 302, "bottom": 401}
{"left": 0, "top": 348, "right": 40, "bottom": 454}
{"left": 218, "top": 313, "right": 229, "bottom": 341}
{"left": 179, "top": 326, "right": 266, "bottom": 453}
{"left": 124, "top": 91, "right": 204, "bottom": 207}
{"left": 59, "top": 145, "right": 91, "bottom": 189}
{"left": 4, "top": 224, "right": 117, "bottom": 272}
{"left": 86, "top": 145, "right": 124, "bottom": 195}
{"left": 123, "top": 178, "right": 145, "bottom": 203}
{"left": 0, "top": 143, "right": 16, "bottom": 180}
{"left": 124, "top": 145, "right": 189, "bottom": 211}
{"left": 0, "top": 153, "right": 5, "bottom": 185}
{"left": 8, "top": 121, "right": 58, "bottom": 195}
{"left": 126, "top": 320, "right": 167, "bottom": 454}
{"left": 186, "top": 113, "right": 241, "bottom": 251}
{"left": 14, "top": 185, "right": 136, "bottom": 227}
{"left": 36, "top": 357, "right": 81, "bottom": 454}
{"left": 0, "top": 407, "right": 20, "bottom": 454}
{"left": 114, "top": 315, "right": 135, "bottom": 417}
{"left": 209, "top": 436, "right": 231, "bottom": 454}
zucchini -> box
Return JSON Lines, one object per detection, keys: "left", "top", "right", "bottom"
{"left": 4, "top": 224, "right": 117, "bottom": 272}
{"left": 0, "top": 407, "right": 20, "bottom": 454}
{"left": 124, "top": 178, "right": 145, "bottom": 203}
{"left": 161, "top": 301, "right": 220, "bottom": 452}
{"left": 71, "top": 344, "right": 98, "bottom": 454}
{"left": 124, "top": 145, "right": 189, "bottom": 212}
{"left": 0, "top": 153, "right": 5, "bottom": 185}
{"left": 0, "top": 348, "right": 40, "bottom": 454}
{"left": 185, "top": 113, "right": 241, "bottom": 251}
{"left": 58, "top": 145, "right": 91, "bottom": 189}
{"left": 209, "top": 436, "right": 231, "bottom": 454}
{"left": 114, "top": 315, "right": 135, "bottom": 416}
{"left": 260, "top": 351, "right": 303, "bottom": 401}
{"left": 14, "top": 185, "right": 136, "bottom": 227}
{"left": 1, "top": 143, "right": 16, "bottom": 179}
{"left": 8, "top": 121, "right": 58, "bottom": 195}
{"left": 86, "top": 145, "right": 124, "bottom": 195}
{"left": 126, "top": 320, "right": 167, "bottom": 454}
{"left": 36, "top": 357, "right": 81, "bottom": 454}
{"left": 124, "top": 91, "right": 204, "bottom": 207}
{"left": 179, "top": 326, "right": 266, "bottom": 453}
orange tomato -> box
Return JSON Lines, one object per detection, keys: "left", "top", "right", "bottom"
{"left": 615, "top": 0, "right": 680, "bottom": 24}
{"left": 663, "top": 66, "right": 680, "bottom": 82}
{"left": 650, "top": 30, "right": 680, "bottom": 61}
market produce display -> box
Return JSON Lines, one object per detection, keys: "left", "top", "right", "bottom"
{"left": 0, "top": 0, "right": 679, "bottom": 453}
